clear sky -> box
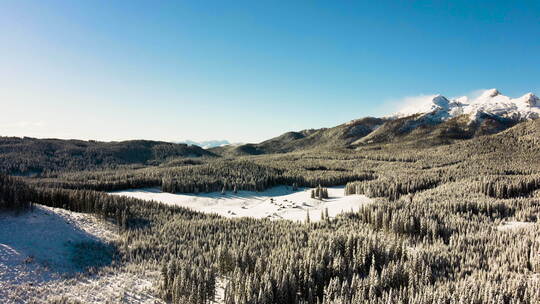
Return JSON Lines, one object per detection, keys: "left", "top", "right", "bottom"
{"left": 1, "top": 1, "right": 539, "bottom": 143}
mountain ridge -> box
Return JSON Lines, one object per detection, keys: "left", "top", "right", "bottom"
{"left": 391, "top": 89, "right": 540, "bottom": 122}
{"left": 212, "top": 89, "right": 539, "bottom": 156}
{"left": 0, "top": 137, "right": 216, "bottom": 175}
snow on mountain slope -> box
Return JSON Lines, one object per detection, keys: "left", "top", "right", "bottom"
{"left": 1, "top": 206, "right": 164, "bottom": 304}
{"left": 0, "top": 206, "right": 111, "bottom": 285}
{"left": 391, "top": 89, "right": 540, "bottom": 123}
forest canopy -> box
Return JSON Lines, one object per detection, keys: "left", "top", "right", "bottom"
{"left": 2, "top": 120, "right": 540, "bottom": 303}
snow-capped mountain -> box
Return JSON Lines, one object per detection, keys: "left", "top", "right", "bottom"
{"left": 391, "top": 89, "right": 540, "bottom": 123}
{"left": 215, "top": 89, "right": 540, "bottom": 155}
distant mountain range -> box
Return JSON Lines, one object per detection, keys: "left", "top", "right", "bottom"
{"left": 391, "top": 88, "right": 539, "bottom": 122}
{"left": 2, "top": 89, "right": 538, "bottom": 173}
{"left": 211, "top": 89, "right": 540, "bottom": 155}
{"left": 178, "top": 140, "right": 232, "bottom": 149}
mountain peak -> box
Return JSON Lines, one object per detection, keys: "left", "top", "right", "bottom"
{"left": 390, "top": 89, "right": 540, "bottom": 123}
{"left": 432, "top": 94, "right": 449, "bottom": 105}
{"left": 479, "top": 88, "right": 500, "bottom": 99}
{"left": 519, "top": 93, "right": 539, "bottom": 107}
{"left": 389, "top": 94, "right": 450, "bottom": 119}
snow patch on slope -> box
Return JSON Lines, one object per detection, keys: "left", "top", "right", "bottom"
{"left": 1, "top": 206, "right": 164, "bottom": 304}
{"left": 0, "top": 206, "right": 110, "bottom": 285}
{"left": 0, "top": 206, "right": 118, "bottom": 302}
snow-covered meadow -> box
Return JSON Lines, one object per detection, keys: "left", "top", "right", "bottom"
{"left": 111, "top": 186, "right": 372, "bottom": 222}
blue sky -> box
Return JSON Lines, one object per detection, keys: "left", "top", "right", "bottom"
{"left": 1, "top": 1, "right": 539, "bottom": 143}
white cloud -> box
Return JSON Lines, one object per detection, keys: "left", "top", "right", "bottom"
{"left": 449, "top": 89, "right": 488, "bottom": 102}
{"left": 378, "top": 94, "right": 439, "bottom": 117}
{"left": 395, "top": 94, "right": 441, "bottom": 116}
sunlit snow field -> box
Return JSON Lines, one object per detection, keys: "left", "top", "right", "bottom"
{"left": 111, "top": 186, "right": 372, "bottom": 222}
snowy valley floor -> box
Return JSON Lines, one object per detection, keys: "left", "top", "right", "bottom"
{"left": 110, "top": 186, "right": 373, "bottom": 222}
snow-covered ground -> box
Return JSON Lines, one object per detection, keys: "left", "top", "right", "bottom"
{"left": 0, "top": 205, "right": 163, "bottom": 304}
{"left": 496, "top": 221, "right": 536, "bottom": 232}
{"left": 40, "top": 265, "right": 164, "bottom": 304}
{"left": 110, "top": 186, "right": 372, "bottom": 222}
{"left": 0, "top": 206, "right": 111, "bottom": 287}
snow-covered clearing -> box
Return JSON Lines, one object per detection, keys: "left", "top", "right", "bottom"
{"left": 0, "top": 205, "right": 163, "bottom": 304}
{"left": 111, "top": 186, "right": 372, "bottom": 222}
{"left": 497, "top": 221, "right": 536, "bottom": 232}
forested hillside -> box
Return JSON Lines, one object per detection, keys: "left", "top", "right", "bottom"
{"left": 1, "top": 101, "right": 534, "bottom": 178}
{"left": 2, "top": 119, "right": 540, "bottom": 303}
{"left": 212, "top": 95, "right": 536, "bottom": 156}
{"left": 210, "top": 117, "right": 386, "bottom": 156}
{"left": 18, "top": 119, "right": 540, "bottom": 196}
{"left": 0, "top": 137, "right": 215, "bottom": 175}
